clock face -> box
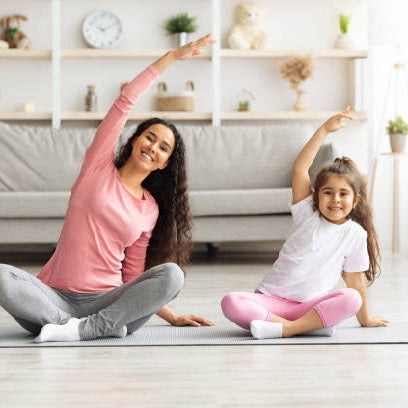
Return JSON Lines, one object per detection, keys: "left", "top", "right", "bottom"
{"left": 82, "top": 10, "right": 123, "bottom": 48}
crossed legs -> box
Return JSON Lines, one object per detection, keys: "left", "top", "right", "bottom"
{"left": 0, "top": 263, "right": 184, "bottom": 342}
{"left": 221, "top": 289, "right": 362, "bottom": 338}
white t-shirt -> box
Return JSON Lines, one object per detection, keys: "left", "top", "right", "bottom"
{"left": 257, "top": 195, "right": 369, "bottom": 302}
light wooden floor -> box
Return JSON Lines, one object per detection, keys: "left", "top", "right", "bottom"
{"left": 1, "top": 252, "right": 408, "bottom": 407}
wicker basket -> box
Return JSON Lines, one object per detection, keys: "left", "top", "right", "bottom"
{"left": 156, "top": 81, "right": 195, "bottom": 112}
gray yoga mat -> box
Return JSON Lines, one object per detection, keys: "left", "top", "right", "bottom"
{"left": 0, "top": 322, "right": 407, "bottom": 347}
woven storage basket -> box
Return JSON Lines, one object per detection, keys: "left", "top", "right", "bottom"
{"left": 156, "top": 81, "right": 194, "bottom": 111}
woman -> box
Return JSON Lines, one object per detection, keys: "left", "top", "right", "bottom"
{"left": 0, "top": 35, "right": 215, "bottom": 342}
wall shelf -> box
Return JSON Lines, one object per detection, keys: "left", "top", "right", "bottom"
{"left": 61, "top": 49, "right": 211, "bottom": 59}
{"left": 0, "top": 112, "right": 52, "bottom": 120}
{"left": 0, "top": 111, "right": 367, "bottom": 122}
{"left": 0, "top": 48, "right": 365, "bottom": 61}
{"left": 0, "top": 49, "right": 52, "bottom": 59}
{"left": 221, "top": 111, "right": 368, "bottom": 121}
{"left": 60, "top": 111, "right": 212, "bottom": 121}
{"left": 220, "top": 49, "right": 368, "bottom": 59}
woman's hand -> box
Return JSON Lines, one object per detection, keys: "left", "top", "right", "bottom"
{"left": 170, "top": 34, "right": 215, "bottom": 61}
{"left": 321, "top": 105, "right": 354, "bottom": 133}
{"left": 153, "top": 34, "right": 215, "bottom": 73}
{"left": 360, "top": 316, "right": 389, "bottom": 328}
{"left": 170, "top": 314, "right": 215, "bottom": 327}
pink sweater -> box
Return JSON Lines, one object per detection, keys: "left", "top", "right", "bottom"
{"left": 38, "top": 66, "right": 160, "bottom": 293}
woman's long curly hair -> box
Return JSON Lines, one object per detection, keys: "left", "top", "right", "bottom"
{"left": 312, "top": 157, "right": 380, "bottom": 285}
{"left": 114, "top": 118, "right": 192, "bottom": 270}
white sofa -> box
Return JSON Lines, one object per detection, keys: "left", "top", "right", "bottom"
{"left": 0, "top": 121, "right": 334, "bottom": 245}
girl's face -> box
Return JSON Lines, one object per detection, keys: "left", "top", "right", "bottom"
{"left": 317, "top": 174, "right": 359, "bottom": 224}
{"left": 131, "top": 124, "right": 175, "bottom": 172}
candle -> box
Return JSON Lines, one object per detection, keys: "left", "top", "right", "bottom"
{"left": 22, "top": 102, "right": 35, "bottom": 113}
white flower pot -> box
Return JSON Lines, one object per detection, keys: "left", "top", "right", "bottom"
{"left": 334, "top": 33, "right": 354, "bottom": 49}
{"left": 175, "top": 32, "right": 188, "bottom": 47}
{"left": 390, "top": 133, "right": 407, "bottom": 153}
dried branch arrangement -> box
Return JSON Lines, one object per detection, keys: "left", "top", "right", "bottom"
{"left": 280, "top": 54, "right": 315, "bottom": 91}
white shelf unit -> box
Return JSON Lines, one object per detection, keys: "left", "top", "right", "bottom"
{"left": 0, "top": 0, "right": 369, "bottom": 128}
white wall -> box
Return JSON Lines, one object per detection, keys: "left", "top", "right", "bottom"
{"left": 367, "top": 0, "right": 408, "bottom": 254}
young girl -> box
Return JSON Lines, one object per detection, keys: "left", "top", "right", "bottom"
{"left": 0, "top": 35, "right": 215, "bottom": 343}
{"left": 221, "top": 106, "right": 388, "bottom": 339}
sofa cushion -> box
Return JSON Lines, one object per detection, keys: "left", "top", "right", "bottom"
{"left": 189, "top": 188, "right": 292, "bottom": 216}
{"left": 1, "top": 121, "right": 322, "bottom": 194}
{"left": 178, "top": 124, "right": 313, "bottom": 190}
{"left": 0, "top": 192, "right": 69, "bottom": 218}
{"left": 0, "top": 122, "right": 96, "bottom": 192}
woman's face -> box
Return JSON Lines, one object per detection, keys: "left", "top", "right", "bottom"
{"left": 317, "top": 174, "right": 358, "bottom": 224}
{"left": 131, "top": 124, "right": 176, "bottom": 172}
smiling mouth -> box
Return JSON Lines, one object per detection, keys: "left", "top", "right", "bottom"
{"left": 141, "top": 151, "right": 153, "bottom": 161}
{"left": 328, "top": 207, "right": 342, "bottom": 211}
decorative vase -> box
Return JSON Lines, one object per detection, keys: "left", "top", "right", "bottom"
{"left": 389, "top": 133, "right": 407, "bottom": 153}
{"left": 294, "top": 90, "right": 306, "bottom": 112}
{"left": 175, "top": 32, "right": 188, "bottom": 47}
{"left": 334, "top": 33, "right": 354, "bottom": 49}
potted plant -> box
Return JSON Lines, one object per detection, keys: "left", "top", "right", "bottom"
{"left": 386, "top": 116, "right": 408, "bottom": 153}
{"left": 335, "top": 13, "right": 354, "bottom": 49}
{"left": 164, "top": 13, "right": 198, "bottom": 47}
{"left": 237, "top": 89, "right": 255, "bottom": 112}
{"left": 280, "top": 54, "right": 315, "bottom": 111}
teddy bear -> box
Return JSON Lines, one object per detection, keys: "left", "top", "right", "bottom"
{"left": 227, "top": 2, "right": 267, "bottom": 50}
{"left": 0, "top": 14, "right": 31, "bottom": 49}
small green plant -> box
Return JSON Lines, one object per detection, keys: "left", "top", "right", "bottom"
{"left": 386, "top": 116, "right": 408, "bottom": 134}
{"left": 237, "top": 89, "right": 255, "bottom": 112}
{"left": 164, "top": 13, "right": 198, "bottom": 34}
{"left": 339, "top": 13, "right": 350, "bottom": 34}
{"left": 238, "top": 101, "right": 250, "bottom": 112}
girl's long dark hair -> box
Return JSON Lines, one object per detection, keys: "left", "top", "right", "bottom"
{"left": 312, "top": 157, "right": 380, "bottom": 285}
{"left": 115, "top": 118, "right": 192, "bottom": 270}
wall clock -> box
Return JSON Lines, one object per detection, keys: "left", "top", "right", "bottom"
{"left": 82, "top": 10, "right": 123, "bottom": 48}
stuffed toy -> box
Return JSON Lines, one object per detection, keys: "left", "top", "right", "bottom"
{"left": 227, "top": 2, "right": 267, "bottom": 49}
{"left": 0, "top": 14, "right": 30, "bottom": 49}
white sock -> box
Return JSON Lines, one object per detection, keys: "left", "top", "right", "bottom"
{"left": 303, "top": 326, "right": 336, "bottom": 337}
{"left": 34, "top": 317, "right": 82, "bottom": 343}
{"left": 250, "top": 320, "right": 283, "bottom": 339}
{"left": 34, "top": 317, "right": 128, "bottom": 343}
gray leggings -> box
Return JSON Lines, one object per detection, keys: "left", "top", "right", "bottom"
{"left": 0, "top": 262, "right": 184, "bottom": 339}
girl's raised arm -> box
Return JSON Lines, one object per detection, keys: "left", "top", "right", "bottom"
{"left": 292, "top": 106, "right": 354, "bottom": 204}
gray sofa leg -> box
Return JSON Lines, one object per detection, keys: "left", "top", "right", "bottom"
{"left": 206, "top": 243, "right": 219, "bottom": 258}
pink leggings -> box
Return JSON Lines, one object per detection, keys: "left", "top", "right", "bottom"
{"left": 221, "top": 288, "right": 362, "bottom": 330}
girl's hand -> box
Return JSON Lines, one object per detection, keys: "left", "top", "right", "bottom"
{"left": 170, "top": 314, "right": 215, "bottom": 327}
{"left": 170, "top": 34, "right": 215, "bottom": 61}
{"left": 361, "top": 316, "right": 389, "bottom": 327}
{"left": 321, "top": 106, "right": 354, "bottom": 133}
